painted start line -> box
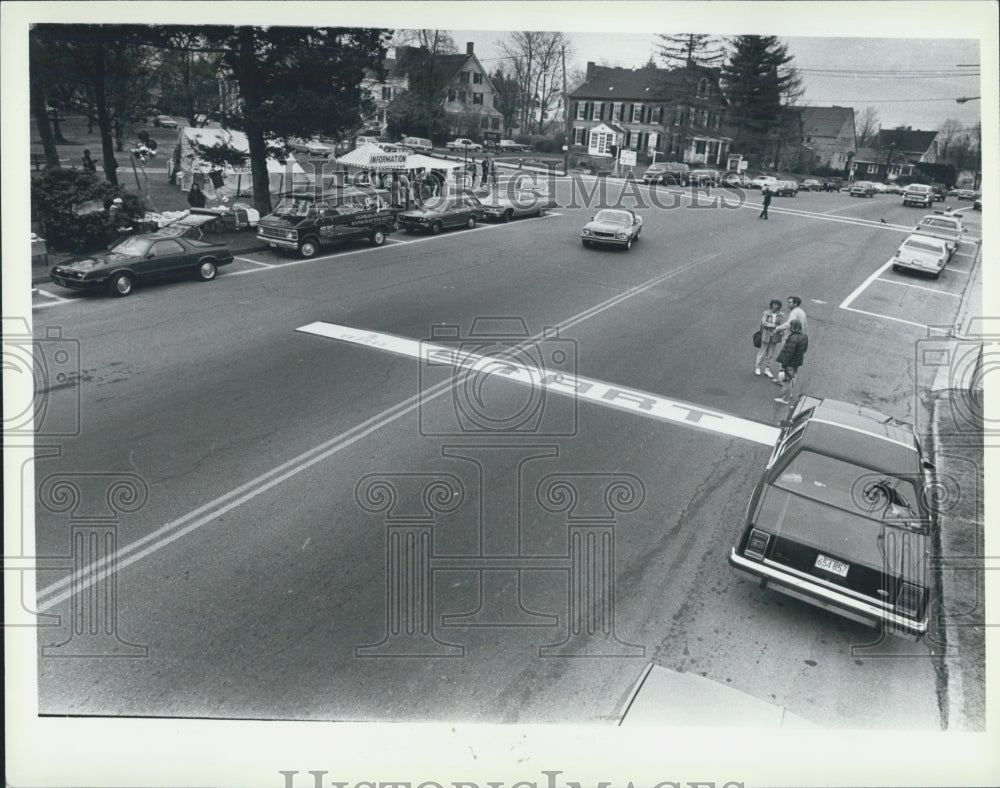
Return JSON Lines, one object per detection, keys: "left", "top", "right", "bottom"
{"left": 296, "top": 321, "right": 781, "bottom": 447}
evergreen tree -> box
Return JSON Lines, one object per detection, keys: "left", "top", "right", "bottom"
{"left": 656, "top": 34, "right": 725, "bottom": 68}
{"left": 720, "top": 36, "right": 800, "bottom": 164}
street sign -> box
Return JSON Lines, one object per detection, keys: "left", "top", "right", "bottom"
{"left": 620, "top": 150, "right": 637, "bottom": 167}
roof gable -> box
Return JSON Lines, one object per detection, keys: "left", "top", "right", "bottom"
{"left": 800, "top": 106, "right": 854, "bottom": 137}
{"left": 877, "top": 128, "right": 938, "bottom": 154}
{"left": 570, "top": 63, "right": 721, "bottom": 103}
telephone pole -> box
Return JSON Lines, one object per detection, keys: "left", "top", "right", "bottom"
{"left": 561, "top": 44, "right": 569, "bottom": 175}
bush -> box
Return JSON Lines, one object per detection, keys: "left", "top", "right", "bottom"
{"left": 30, "top": 169, "right": 146, "bottom": 252}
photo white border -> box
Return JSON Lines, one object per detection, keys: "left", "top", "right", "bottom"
{"left": 4, "top": 2, "right": 998, "bottom": 786}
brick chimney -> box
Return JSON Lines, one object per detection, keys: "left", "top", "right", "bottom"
{"left": 466, "top": 42, "right": 474, "bottom": 55}
{"left": 586, "top": 61, "right": 595, "bottom": 80}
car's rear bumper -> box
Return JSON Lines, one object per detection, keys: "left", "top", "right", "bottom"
{"left": 729, "top": 549, "right": 928, "bottom": 638}
{"left": 895, "top": 258, "right": 943, "bottom": 273}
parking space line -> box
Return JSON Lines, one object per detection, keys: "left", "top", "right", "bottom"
{"left": 234, "top": 255, "right": 275, "bottom": 267}
{"left": 839, "top": 305, "right": 937, "bottom": 331}
{"left": 875, "top": 277, "right": 962, "bottom": 297}
{"left": 839, "top": 259, "right": 893, "bottom": 311}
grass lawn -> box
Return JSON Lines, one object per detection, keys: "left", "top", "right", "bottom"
{"left": 32, "top": 114, "right": 194, "bottom": 214}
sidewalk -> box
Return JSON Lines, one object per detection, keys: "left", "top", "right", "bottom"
{"left": 927, "top": 241, "right": 985, "bottom": 730}
{"left": 31, "top": 226, "right": 268, "bottom": 286}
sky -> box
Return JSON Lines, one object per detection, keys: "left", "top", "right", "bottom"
{"left": 450, "top": 32, "right": 983, "bottom": 133}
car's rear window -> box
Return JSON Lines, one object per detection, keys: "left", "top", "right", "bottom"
{"left": 903, "top": 238, "right": 945, "bottom": 254}
{"left": 921, "top": 219, "right": 958, "bottom": 230}
{"left": 774, "top": 450, "right": 925, "bottom": 531}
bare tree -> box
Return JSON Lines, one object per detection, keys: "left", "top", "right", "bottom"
{"left": 393, "top": 29, "right": 458, "bottom": 55}
{"left": 500, "top": 31, "right": 572, "bottom": 134}
{"left": 936, "top": 118, "right": 965, "bottom": 161}
{"left": 855, "top": 106, "right": 880, "bottom": 148}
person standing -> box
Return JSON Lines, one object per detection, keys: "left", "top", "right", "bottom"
{"left": 755, "top": 299, "right": 785, "bottom": 377}
{"left": 759, "top": 186, "right": 772, "bottom": 219}
{"left": 481, "top": 157, "right": 489, "bottom": 184}
{"left": 773, "top": 296, "right": 807, "bottom": 385}
{"left": 187, "top": 182, "right": 206, "bottom": 208}
{"left": 490, "top": 158, "right": 498, "bottom": 185}
{"left": 774, "top": 319, "right": 808, "bottom": 404}
{"left": 82, "top": 150, "right": 97, "bottom": 172}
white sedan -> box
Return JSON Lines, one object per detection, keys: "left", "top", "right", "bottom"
{"left": 446, "top": 137, "right": 483, "bottom": 152}
{"left": 892, "top": 234, "right": 950, "bottom": 278}
{"left": 913, "top": 213, "right": 964, "bottom": 258}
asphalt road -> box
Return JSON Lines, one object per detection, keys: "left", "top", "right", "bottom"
{"left": 28, "top": 179, "right": 982, "bottom": 727}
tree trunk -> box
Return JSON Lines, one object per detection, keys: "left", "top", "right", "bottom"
{"left": 92, "top": 45, "right": 118, "bottom": 185}
{"left": 236, "top": 28, "right": 272, "bottom": 215}
{"left": 31, "top": 85, "right": 62, "bottom": 169}
{"left": 245, "top": 120, "right": 273, "bottom": 216}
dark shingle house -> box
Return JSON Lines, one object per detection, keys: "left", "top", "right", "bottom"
{"left": 569, "top": 62, "right": 731, "bottom": 165}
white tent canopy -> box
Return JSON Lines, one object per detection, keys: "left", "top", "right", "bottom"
{"left": 335, "top": 143, "right": 462, "bottom": 172}
{"left": 176, "top": 126, "right": 308, "bottom": 198}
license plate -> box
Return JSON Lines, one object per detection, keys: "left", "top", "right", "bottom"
{"left": 815, "top": 553, "right": 849, "bottom": 577}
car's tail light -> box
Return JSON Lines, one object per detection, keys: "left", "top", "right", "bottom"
{"left": 744, "top": 528, "right": 771, "bottom": 561}
{"left": 895, "top": 582, "right": 924, "bottom": 618}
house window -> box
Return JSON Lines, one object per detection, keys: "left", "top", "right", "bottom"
{"left": 491, "top": 117, "right": 500, "bottom": 131}
{"left": 594, "top": 101, "right": 603, "bottom": 120}
{"left": 473, "top": 92, "right": 483, "bottom": 105}
{"left": 695, "top": 140, "right": 706, "bottom": 155}
{"left": 473, "top": 72, "right": 483, "bottom": 84}
{"left": 381, "top": 86, "right": 393, "bottom": 101}
{"left": 576, "top": 102, "right": 586, "bottom": 120}
{"left": 448, "top": 89, "right": 456, "bottom": 102}
{"left": 631, "top": 103, "right": 643, "bottom": 123}
{"left": 867, "top": 164, "right": 877, "bottom": 174}
{"left": 673, "top": 108, "right": 682, "bottom": 126}
{"left": 698, "top": 77, "right": 709, "bottom": 98}
{"left": 574, "top": 127, "right": 586, "bottom": 145}
{"left": 459, "top": 71, "right": 469, "bottom": 83}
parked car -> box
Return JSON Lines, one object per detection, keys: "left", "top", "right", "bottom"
{"left": 885, "top": 182, "right": 904, "bottom": 194}
{"left": 446, "top": 137, "right": 483, "bottom": 152}
{"left": 289, "top": 137, "right": 331, "bottom": 157}
{"left": 954, "top": 188, "right": 977, "bottom": 201}
{"left": 719, "top": 171, "right": 753, "bottom": 189}
{"left": 800, "top": 179, "right": 822, "bottom": 191}
{"left": 892, "top": 234, "right": 950, "bottom": 278}
{"left": 913, "top": 213, "right": 964, "bottom": 257}
{"left": 257, "top": 186, "right": 397, "bottom": 257}
{"left": 849, "top": 180, "right": 876, "bottom": 197}
{"left": 820, "top": 177, "right": 843, "bottom": 192}
{"left": 729, "top": 396, "right": 934, "bottom": 639}
{"left": 750, "top": 175, "right": 778, "bottom": 190}
{"left": 355, "top": 135, "right": 385, "bottom": 148}
{"left": 930, "top": 183, "right": 948, "bottom": 202}
{"left": 902, "top": 184, "right": 934, "bottom": 208}
{"left": 480, "top": 186, "right": 556, "bottom": 222}
{"left": 580, "top": 208, "right": 643, "bottom": 250}
{"left": 152, "top": 114, "right": 178, "bottom": 128}
{"left": 49, "top": 232, "right": 233, "bottom": 297}
{"left": 398, "top": 194, "right": 484, "bottom": 234}
{"left": 497, "top": 139, "right": 528, "bottom": 152}
{"left": 771, "top": 179, "right": 799, "bottom": 197}
{"left": 642, "top": 161, "right": 690, "bottom": 185}
{"left": 973, "top": 194, "right": 982, "bottom": 211}
{"left": 400, "top": 136, "right": 433, "bottom": 153}
{"left": 685, "top": 169, "right": 721, "bottom": 187}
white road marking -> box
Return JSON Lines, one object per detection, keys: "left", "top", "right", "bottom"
{"left": 34, "top": 253, "right": 725, "bottom": 610}
{"left": 234, "top": 255, "right": 274, "bottom": 267}
{"left": 839, "top": 259, "right": 894, "bottom": 311}
{"left": 297, "top": 321, "right": 781, "bottom": 447}
{"left": 875, "top": 277, "right": 962, "bottom": 297}
{"left": 811, "top": 299, "right": 827, "bottom": 305}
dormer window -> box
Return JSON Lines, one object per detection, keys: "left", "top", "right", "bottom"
{"left": 698, "top": 77, "right": 710, "bottom": 98}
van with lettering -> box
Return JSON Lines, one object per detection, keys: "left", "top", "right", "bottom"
{"left": 256, "top": 185, "right": 397, "bottom": 258}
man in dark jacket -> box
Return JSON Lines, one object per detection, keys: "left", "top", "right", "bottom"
{"left": 774, "top": 319, "right": 807, "bottom": 404}
{"left": 759, "top": 186, "right": 772, "bottom": 219}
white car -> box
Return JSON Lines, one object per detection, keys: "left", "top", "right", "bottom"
{"left": 446, "top": 137, "right": 483, "bottom": 152}
{"left": 289, "top": 138, "right": 331, "bottom": 157}
{"left": 750, "top": 175, "right": 778, "bottom": 190}
{"left": 913, "top": 214, "right": 964, "bottom": 257}
{"left": 892, "top": 234, "right": 950, "bottom": 278}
